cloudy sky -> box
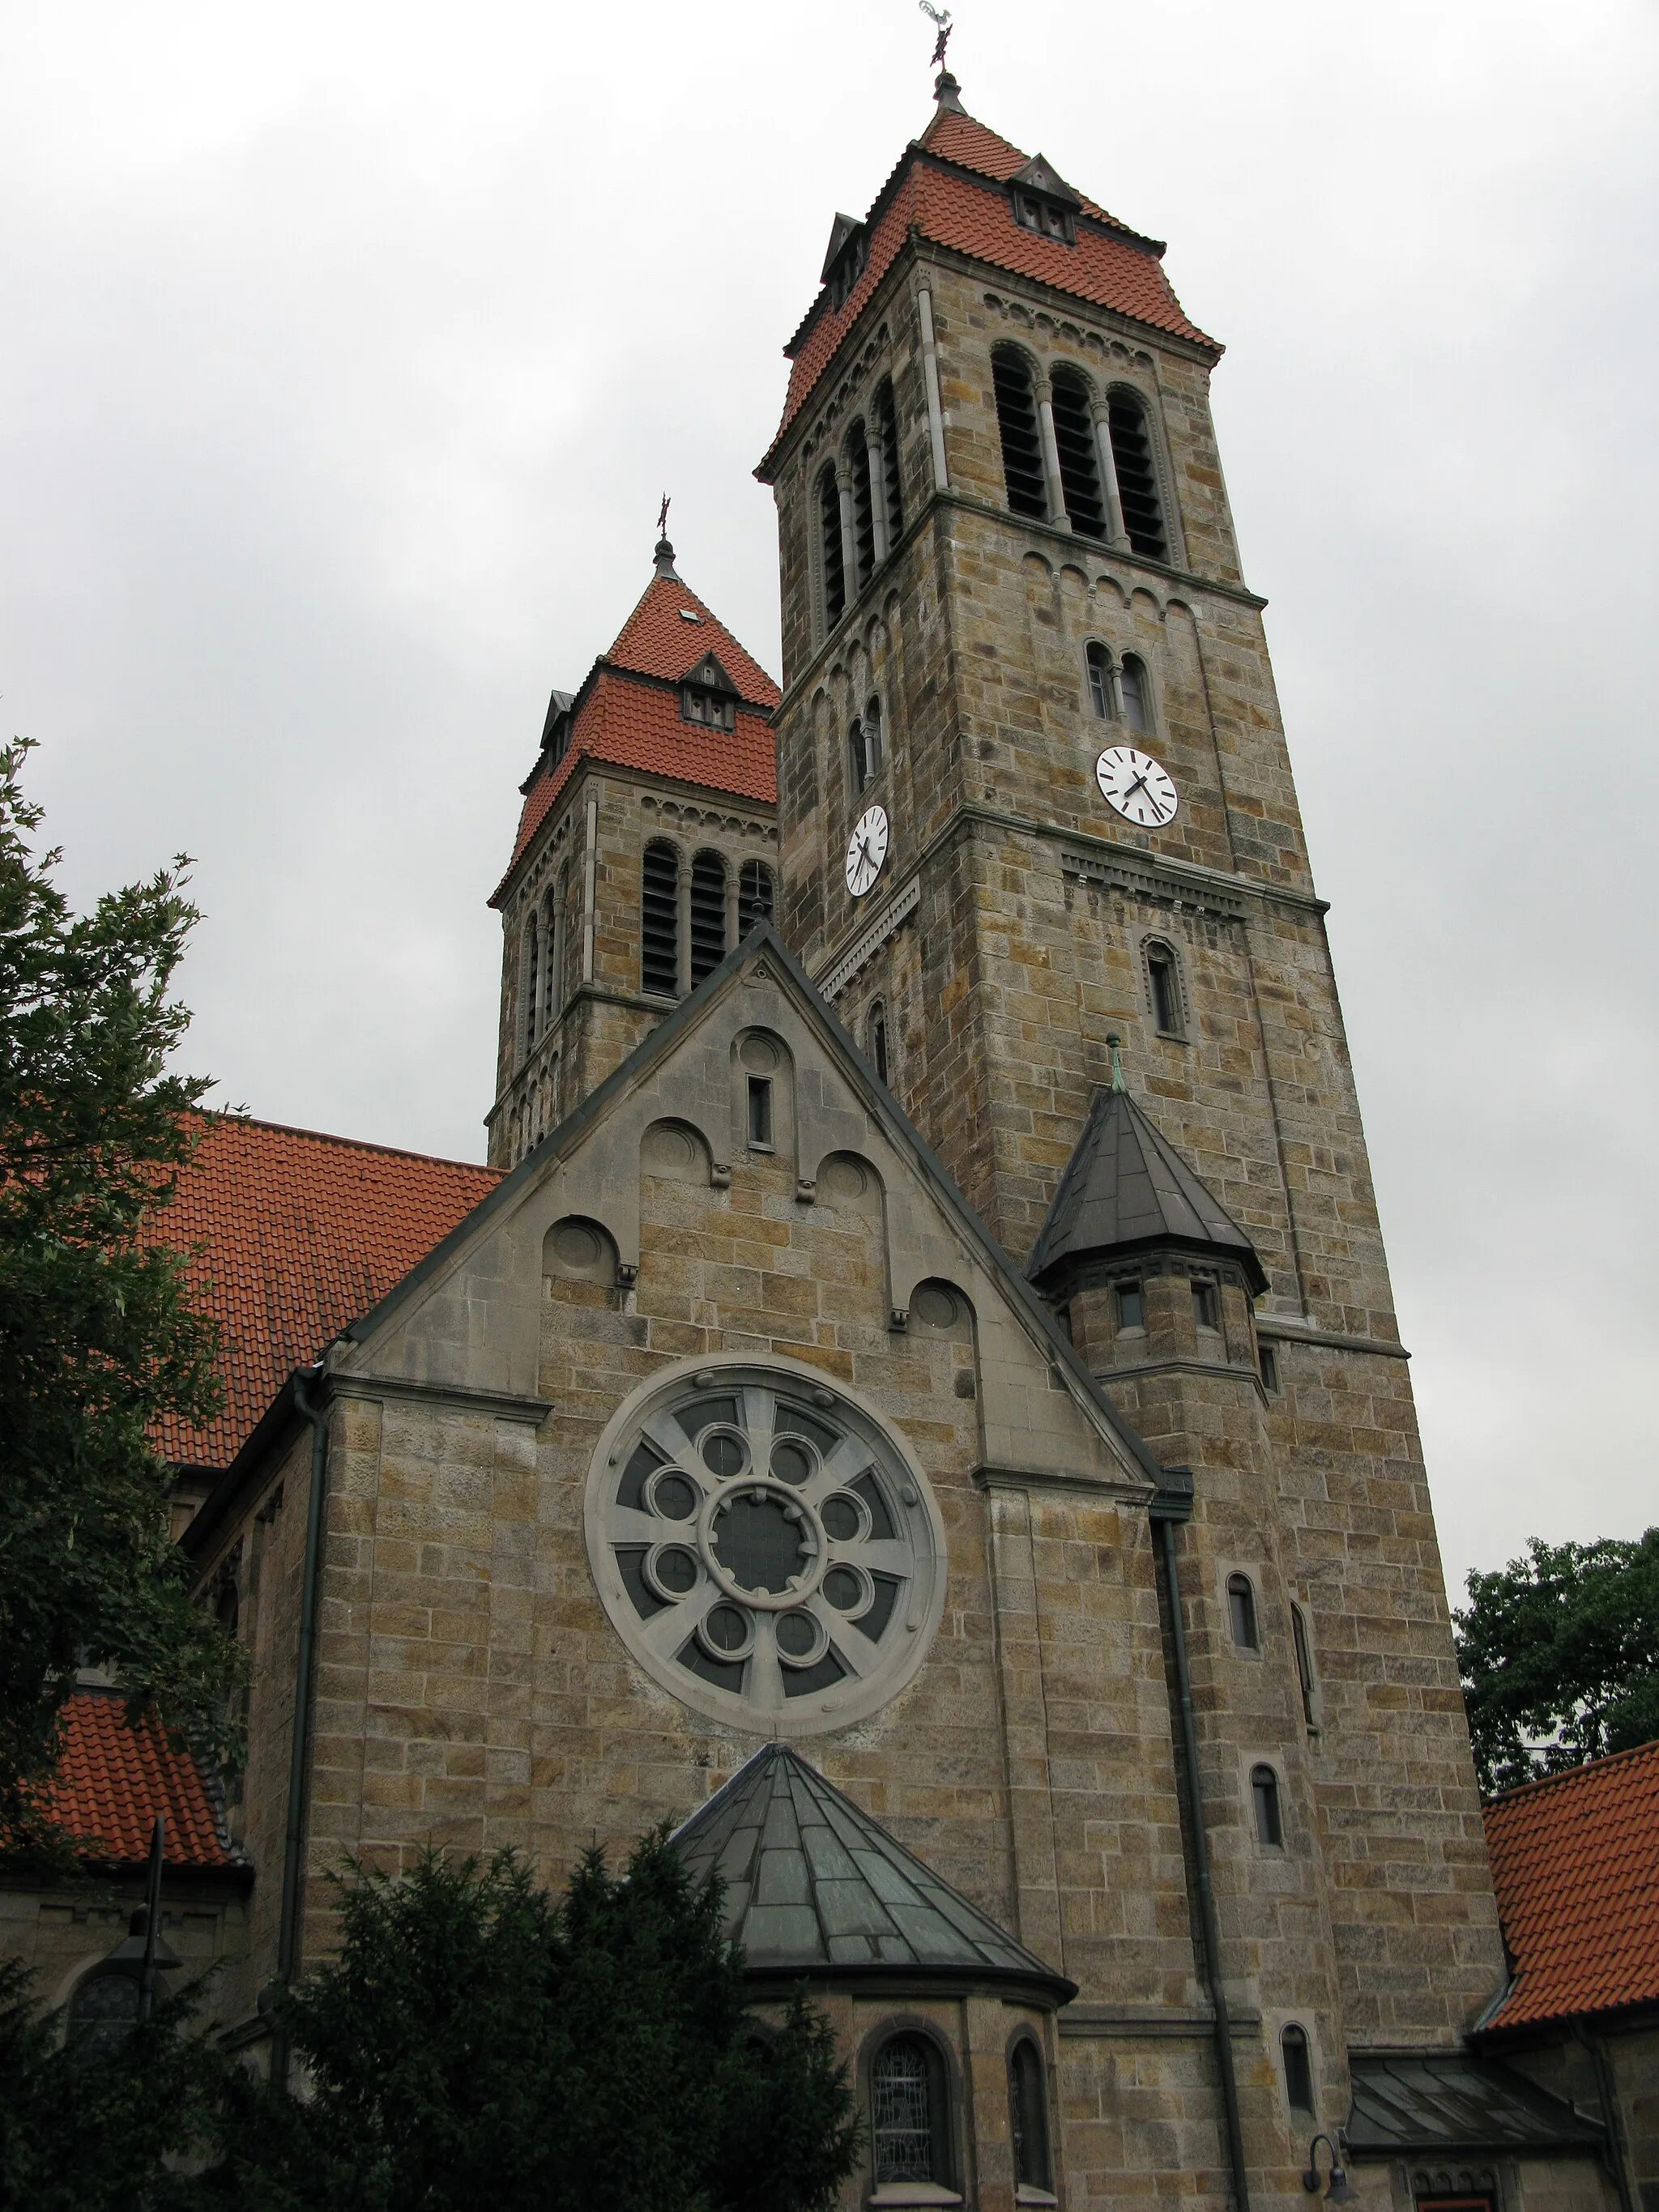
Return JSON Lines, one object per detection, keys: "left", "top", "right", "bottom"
{"left": 2, "top": 0, "right": 1654, "bottom": 1600}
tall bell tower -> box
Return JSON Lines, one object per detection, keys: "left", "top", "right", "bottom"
{"left": 757, "top": 65, "right": 1506, "bottom": 2081}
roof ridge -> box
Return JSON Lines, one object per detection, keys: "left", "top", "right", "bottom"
{"left": 1486, "top": 1736, "right": 1659, "bottom": 1807}
{"left": 188, "top": 1110, "right": 499, "bottom": 1177}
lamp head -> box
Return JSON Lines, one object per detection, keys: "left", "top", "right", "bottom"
{"left": 1326, "top": 2170, "right": 1358, "bottom": 2206}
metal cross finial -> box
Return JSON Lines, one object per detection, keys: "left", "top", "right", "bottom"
{"left": 1107, "top": 1032, "right": 1127, "bottom": 1093}
{"left": 656, "top": 493, "right": 671, "bottom": 539}
{"left": 919, "top": 0, "right": 952, "bottom": 70}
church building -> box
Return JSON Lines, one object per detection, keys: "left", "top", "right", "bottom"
{"left": 7, "top": 62, "right": 1648, "bottom": 2212}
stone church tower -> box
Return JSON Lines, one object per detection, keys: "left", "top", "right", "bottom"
{"left": 168, "top": 61, "right": 1614, "bottom": 2212}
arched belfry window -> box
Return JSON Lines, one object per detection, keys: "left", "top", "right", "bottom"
{"left": 689, "top": 850, "right": 728, "bottom": 987}
{"left": 1051, "top": 368, "right": 1106, "bottom": 538}
{"left": 868, "top": 999, "right": 889, "bottom": 1084}
{"left": 871, "top": 2034, "right": 951, "bottom": 2188}
{"left": 1107, "top": 390, "right": 1167, "bottom": 560}
{"left": 738, "top": 859, "right": 774, "bottom": 935}
{"left": 543, "top": 884, "right": 562, "bottom": 1034}
{"left": 992, "top": 347, "right": 1047, "bottom": 520}
{"left": 876, "top": 377, "right": 903, "bottom": 543}
{"left": 1085, "top": 641, "right": 1114, "bottom": 719}
{"left": 818, "top": 465, "right": 847, "bottom": 629}
{"left": 1009, "top": 2037, "right": 1053, "bottom": 2195}
{"left": 641, "top": 840, "right": 680, "bottom": 999}
{"left": 521, "top": 911, "right": 541, "bottom": 1059}
{"left": 1120, "top": 652, "right": 1150, "bottom": 732}
{"left": 849, "top": 424, "right": 876, "bottom": 595}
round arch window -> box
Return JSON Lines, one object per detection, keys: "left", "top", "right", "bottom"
{"left": 585, "top": 1357, "right": 947, "bottom": 1735}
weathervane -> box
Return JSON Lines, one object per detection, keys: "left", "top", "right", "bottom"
{"left": 919, "top": 0, "right": 952, "bottom": 71}
{"left": 656, "top": 493, "right": 671, "bottom": 539}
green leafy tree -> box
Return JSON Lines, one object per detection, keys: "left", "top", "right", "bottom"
{"left": 215, "top": 1831, "right": 861, "bottom": 2212}
{"left": 0, "top": 736, "right": 241, "bottom": 1853}
{"left": 0, "top": 1954, "right": 228, "bottom": 2211}
{"left": 1454, "top": 1529, "right": 1659, "bottom": 1795}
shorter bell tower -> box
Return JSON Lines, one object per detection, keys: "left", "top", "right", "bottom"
{"left": 486, "top": 535, "right": 782, "bottom": 1167}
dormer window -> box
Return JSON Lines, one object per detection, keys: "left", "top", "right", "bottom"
{"left": 1008, "top": 155, "right": 1080, "bottom": 245}
{"left": 821, "top": 211, "right": 868, "bottom": 312}
{"left": 679, "top": 651, "right": 739, "bottom": 731}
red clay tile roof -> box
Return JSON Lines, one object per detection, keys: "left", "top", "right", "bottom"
{"left": 494, "top": 567, "right": 779, "bottom": 900}
{"left": 1482, "top": 1739, "right": 1659, "bottom": 2028}
{"left": 151, "top": 1115, "right": 500, "bottom": 1472}
{"left": 41, "top": 1690, "right": 238, "bottom": 1868}
{"left": 608, "top": 572, "right": 780, "bottom": 708}
{"left": 767, "top": 104, "right": 1218, "bottom": 454}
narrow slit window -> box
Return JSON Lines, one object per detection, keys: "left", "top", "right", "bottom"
{"left": 849, "top": 426, "right": 876, "bottom": 594}
{"left": 1107, "top": 392, "right": 1168, "bottom": 560}
{"left": 869, "top": 1002, "right": 889, "bottom": 1085}
{"left": 1291, "top": 1603, "right": 1316, "bottom": 1728}
{"left": 641, "top": 841, "right": 680, "bottom": 998}
{"left": 1192, "top": 1278, "right": 1219, "bottom": 1332}
{"left": 1009, "top": 2039, "right": 1051, "bottom": 2193}
{"left": 544, "top": 887, "right": 562, "bottom": 1032}
{"left": 1120, "top": 653, "right": 1150, "bottom": 732}
{"left": 1086, "top": 641, "right": 1114, "bottom": 719}
{"left": 689, "top": 850, "right": 727, "bottom": 987}
{"left": 1252, "top": 1762, "right": 1283, "bottom": 1848}
{"left": 992, "top": 347, "right": 1047, "bottom": 520}
{"left": 849, "top": 718, "right": 875, "bottom": 795}
{"left": 1281, "top": 2024, "right": 1315, "bottom": 2116}
{"left": 1260, "top": 1343, "right": 1280, "bottom": 1395}
{"left": 1116, "top": 1281, "right": 1145, "bottom": 1332}
{"left": 738, "top": 859, "right": 774, "bottom": 935}
{"left": 747, "top": 1076, "right": 774, "bottom": 1149}
{"left": 1148, "top": 944, "right": 1181, "bottom": 1035}
{"left": 1227, "top": 1573, "right": 1259, "bottom": 1652}
{"left": 876, "top": 378, "right": 903, "bottom": 543}
{"left": 819, "top": 466, "right": 846, "bottom": 629}
{"left": 1051, "top": 369, "right": 1106, "bottom": 537}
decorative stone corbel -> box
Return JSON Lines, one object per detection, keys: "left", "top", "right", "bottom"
{"left": 710, "top": 1161, "right": 733, "bottom": 1190}
{"left": 795, "top": 1177, "right": 817, "bottom": 1204}
{"left": 616, "top": 1261, "right": 640, "bottom": 1290}
{"left": 889, "top": 1306, "right": 910, "bottom": 1332}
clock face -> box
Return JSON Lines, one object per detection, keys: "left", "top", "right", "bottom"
{"left": 1096, "top": 745, "right": 1179, "bottom": 828}
{"left": 845, "top": 804, "right": 889, "bottom": 898}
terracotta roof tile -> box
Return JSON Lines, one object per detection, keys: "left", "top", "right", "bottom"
{"left": 493, "top": 569, "right": 779, "bottom": 902}
{"left": 606, "top": 573, "right": 780, "bottom": 708}
{"left": 40, "top": 1690, "right": 237, "bottom": 1868}
{"left": 497, "top": 672, "right": 777, "bottom": 896}
{"left": 150, "top": 1116, "right": 499, "bottom": 1471}
{"left": 769, "top": 109, "right": 1217, "bottom": 451}
{"left": 1482, "top": 1739, "right": 1659, "bottom": 2027}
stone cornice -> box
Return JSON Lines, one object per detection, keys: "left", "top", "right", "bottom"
{"left": 324, "top": 1372, "right": 554, "bottom": 1426}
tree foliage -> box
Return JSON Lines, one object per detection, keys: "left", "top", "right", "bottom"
{"left": 1454, "top": 1528, "right": 1659, "bottom": 1795}
{"left": 0, "top": 736, "right": 241, "bottom": 1852}
{"left": 215, "top": 1831, "right": 862, "bottom": 2212}
{"left": 0, "top": 1954, "right": 228, "bottom": 2212}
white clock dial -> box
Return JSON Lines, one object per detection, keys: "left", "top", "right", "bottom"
{"left": 845, "top": 804, "right": 889, "bottom": 898}
{"left": 1096, "top": 744, "right": 1179, "bottom": 828}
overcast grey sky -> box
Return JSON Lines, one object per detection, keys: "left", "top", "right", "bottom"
{"left": 2, "top": 0, "right": 1655, "bottom": 1601}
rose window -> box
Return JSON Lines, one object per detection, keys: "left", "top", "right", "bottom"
{"left": 585, "top": 1360, "right": 946, "bottom": 1734}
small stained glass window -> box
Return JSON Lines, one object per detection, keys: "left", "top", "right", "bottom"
{"left": 872, "top": 2036, "right": 937, "bottom": 2184}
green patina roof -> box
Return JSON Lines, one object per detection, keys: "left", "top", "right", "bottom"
{"left": 670, "top": 1744, "right": 1073, "bottom": 1997}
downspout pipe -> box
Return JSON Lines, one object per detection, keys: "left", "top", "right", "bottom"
{"left": 1152, "top": 1469, "right": 1251, "bottom": 2212}
{"left": 271, "top": 1363, "right": 329, "bottom": 2092}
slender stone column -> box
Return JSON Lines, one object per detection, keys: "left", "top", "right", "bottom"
{"left": 1036, "top": 380, "right": 1070, "bottom": 531}
{"left": 1091, "top": 395, "right": 1129, "bottom": 548}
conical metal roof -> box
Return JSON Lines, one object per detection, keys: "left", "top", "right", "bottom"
{"left": 670, "top": 1743, "right": 1073, "bottom": 1999}
{"left": 1027, "top": 1085, "right": 1269, "bottom": 1298}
